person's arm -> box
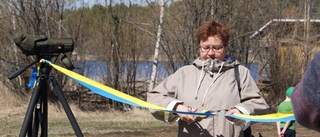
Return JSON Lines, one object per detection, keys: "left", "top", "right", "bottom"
{"left": 292, "top": 52, "right": 320, "bottom": 132}
{"left": 147, "top": 67, "right": 194, "bottom": 124}
{"left": 234, "top": 66, "right": 269, "bottom": 115}
{"left": 280, "top": 121, "right": 292, "bottom": 134}
{"left": 276, "top": 122, "right": 283, "bottom": 137}
{"left": 226, "top": 66, "right": 269, "bottom": 131}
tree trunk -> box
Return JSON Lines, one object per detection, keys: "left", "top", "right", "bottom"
{"left": 149, "top": 0, "right": 164, "bottom": 91}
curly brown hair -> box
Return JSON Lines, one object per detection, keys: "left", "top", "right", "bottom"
{"left": 196, "top": 20, "right": 230, "bottom": 47}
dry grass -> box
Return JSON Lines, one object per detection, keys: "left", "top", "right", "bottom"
{"left": 0, "top": 84, "right": 173, "bottom": 136}
{"left": 0, "top": 84, "right": 319, "bottom": 137}
{"left": 0, "top": 99, "right": 172, "bottom": 136}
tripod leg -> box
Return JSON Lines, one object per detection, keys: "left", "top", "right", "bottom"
{"left": 41, "top": 76, "right": 48, "bottom": 137}
{"left": 32, "top": 99, "right": 41, "bottom": 136}
{"left": 19, "top": 77, "right": 43, "bottom": 137}
{"left": 50, "top": 76, "right": 83, "bottom": 137}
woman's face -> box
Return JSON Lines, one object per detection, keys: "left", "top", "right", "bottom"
{"left": 199, "top": 36, "right": 226, "bottom": 61}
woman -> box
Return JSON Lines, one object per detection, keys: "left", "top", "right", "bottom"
{"left": 147, "top": 20, "right": 269, "bottom": 137}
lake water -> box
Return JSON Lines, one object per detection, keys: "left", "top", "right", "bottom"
{"left": 74, "top": 61, "right": 259, "bottom": 83}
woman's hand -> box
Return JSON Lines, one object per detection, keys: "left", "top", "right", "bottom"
{"left": 174, "top": 104, "right": 198, "bottom": 124}
{"left": 226, "top": 108, "right": 242, "bottom": 123}
{"left": 278, "top": 132, "right": 284, "bottom": 137}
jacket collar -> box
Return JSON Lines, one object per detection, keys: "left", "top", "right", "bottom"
{"left": 192, "top": 54, "right": 240, "bottom": 72}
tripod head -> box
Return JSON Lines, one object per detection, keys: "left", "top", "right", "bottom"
{"left": 8, "top": 54, "right": 74, "bottom": 80}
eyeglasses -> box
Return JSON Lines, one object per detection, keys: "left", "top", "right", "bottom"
{"left": 200, "top": 45, "right": 224, "bottom": 53}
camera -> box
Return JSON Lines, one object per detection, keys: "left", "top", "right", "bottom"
{"left": 13, "top": 32, "right": 74, "bottom": 56}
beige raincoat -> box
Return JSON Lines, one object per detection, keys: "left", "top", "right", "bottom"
{"left": 147, "top": 56, "right": 269, "bottom": 137}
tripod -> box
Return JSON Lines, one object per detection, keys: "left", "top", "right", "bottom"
{"left": 9, "top": 58, "right": 83, "bottom": 137}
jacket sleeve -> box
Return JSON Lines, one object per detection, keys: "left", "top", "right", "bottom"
{"left": 147, "top": 68, "right": 184, "bottom": 123}
{"left": 234, "top": 65, "right": 270, "bottom": 115}
{"left": 292, "top": 52, "right": 320, "bottom": 132}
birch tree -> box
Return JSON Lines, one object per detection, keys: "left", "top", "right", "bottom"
{"left": 149, "top": 0, "right": 164, "bottom": 91}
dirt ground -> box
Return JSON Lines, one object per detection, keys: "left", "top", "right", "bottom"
{"left": 83, "top": 123, "right": 319, "bottom": 137}
{"left": 82, "top": 123, "right": 319, "bottom": 137}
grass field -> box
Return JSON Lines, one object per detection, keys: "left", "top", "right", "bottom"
{"left": 0, "top": 85, "right": 319, "bottom": 137}
{"left": 1, "top": 104, "right": 319, "bottom": 137}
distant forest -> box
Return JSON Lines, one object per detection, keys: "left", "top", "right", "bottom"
{"left": 1, "top": 0, "right": 320, "bottom": 110}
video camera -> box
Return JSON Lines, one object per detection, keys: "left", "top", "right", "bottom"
{"left": 13, "top": 32, "right": 74, "bottom": 56}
